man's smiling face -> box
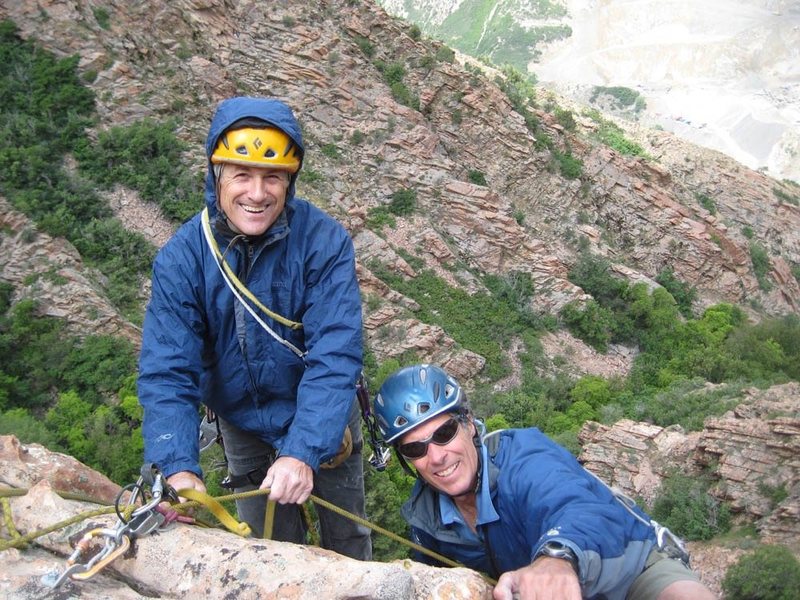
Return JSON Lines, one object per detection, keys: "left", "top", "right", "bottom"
{"left": 218, "top": 164, "right": 290, "bottom": 236}
{"left": 401, "top": 413, "right": 479, "bottom": 497}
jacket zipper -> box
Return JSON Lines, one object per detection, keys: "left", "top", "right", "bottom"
{"left": 238, "top": 240, "right": 261, "bottom": 397}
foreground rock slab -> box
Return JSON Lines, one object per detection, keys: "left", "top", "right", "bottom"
{"left": 0, "top": 436, "right": 491, "bottom": 600}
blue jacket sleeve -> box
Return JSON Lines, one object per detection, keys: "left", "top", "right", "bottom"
{"left": 277, "top": 222, "right": 363, "bottom": 470}
{"left": 502, "top": 430, "right": 651, "bottom": 567}
{"left": 138, "top": 233, "right": 207, "bottom": 478}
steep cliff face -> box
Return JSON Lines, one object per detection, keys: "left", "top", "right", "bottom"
{"left": 1, "top": 0, "right": 798, "bottom": 380}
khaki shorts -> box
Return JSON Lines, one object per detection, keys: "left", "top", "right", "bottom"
{"left": 626, "top": 549, "right": 703, "bottom": 600}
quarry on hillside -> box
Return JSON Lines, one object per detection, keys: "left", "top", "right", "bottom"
{"left": 534, "top": 0, "right": 800, "bottom": 182}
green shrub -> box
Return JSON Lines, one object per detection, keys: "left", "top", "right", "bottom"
{"left": 554, "top": 107, "right": 576, "bottom": 131}
{"left": 389, "top": 188, "right": 417, "bottom": 216}
{"left": 495, "top": 65, "right": 538, "bottom": 134}
{"left": 390, "top": 81, "right": 419, "bottom": 110}
{"left": 380, "top": 61, "right": 406, "bottom": 85}
{"left": 655, "top": 268, "right": 697, "bottom": 318}
{"left": 589, "top": 86, "right": 646, "bottom": 112}
{"left": 468, "top": 169, "right": 487, "bottom": 186}
{"left": 320, "top": 142, "right": 340, "bottom": 159}
{"left": 651, "top": 472, "right": 731, "bottom": 541}
{"left": 408, "top": 24, "right": 421, "bottom": 41}
{"left": 584, "top": 109, "right": 647, "bottom": 157}
{"left": 773, "top": 186, "right": 799, "bottom": 206}
{"left": 722, "top": 545, "right": 800, "bottom": 600}
{"left": 552, "top": 149, "right": 583, "bottom": 179}
{"left": 560, "top": 300, "right": 614, "bottom": 352}
{"left": 696, "top": 192, "right": 716, "bottom": 214}
{"left": 74, "top": 118, "right": 203, "bottom": 222}
{"left": 92, "top": 7, "right": 111, "bottom": 30}
{"left": 354, "top": 35, "right": 374, "bottom": 57}
{"left": 749, "top": 242, "right": 773, "bottom": 291}
{"left": 631, "top": 379, "right": 742, "bottom": 431}
{"left": 350, "top": 130, "right": 365, "bottom": 145}
{"left": 0, "top": 407, "right": 57, "bottom": 447}
{"left": 365, "top": 206, "right": 396, "bottom": 231}
{"left": 435, "top": 45, "right": 455, "bottom": 63}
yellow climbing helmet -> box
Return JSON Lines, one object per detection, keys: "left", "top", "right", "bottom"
{"left": 211, "top": 126, "right": 301, "bottom": 173}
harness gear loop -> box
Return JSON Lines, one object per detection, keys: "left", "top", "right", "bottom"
{"left": 201, "top": 208, "right": 306, "bottom": 359}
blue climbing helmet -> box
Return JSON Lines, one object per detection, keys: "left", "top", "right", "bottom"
{"left": 373, "top": 364, "right": 465, "bottom": 444}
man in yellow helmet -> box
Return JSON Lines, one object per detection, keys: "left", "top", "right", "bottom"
{"left": 138, "top": 97, "right": 371, "bottom": 559}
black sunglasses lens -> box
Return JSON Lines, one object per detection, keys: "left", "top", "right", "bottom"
{"left": 431, "top": 418, "right": 459, "bottom": 444}
{"left": 399, "top": 418, "right": 460, "bottom": 459}
{"left": 399, "top": 441, "right": 426, "bottom": 459}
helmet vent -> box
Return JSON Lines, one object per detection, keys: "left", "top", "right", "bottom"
{"left": 393, "top": 415, "right": 408, "bottom": 428}
{"left": 265, "top": 148, "right": 277, "bottom": 158}
{"left": 433, "top": 382, "right": 441, "bottom": 402}
{"left": 375, "top": 393, "right": 384, "bottom": 407}
{"left": 235, "top": 145, "right": 248, "bottom": 155}
{"left": 444, "top": 383, "right": 455, "bottom": 398}
{"left": 418, "top": 402, "right": 431, "bottom": 415}
{"left": 419, "top": 368, "right": 427, "bottom": 386}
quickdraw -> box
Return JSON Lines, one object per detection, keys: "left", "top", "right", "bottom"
{"left": 356, "top": 374, "right": 391, "bottom": 471}
{"left": 47, "top": 464, "right": 179, "bottom": 588}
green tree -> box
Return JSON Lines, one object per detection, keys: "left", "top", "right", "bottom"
{"left": 45, "top": 390, "right": 96, "bottom": 462}
{"left": 560, "top": 300, "right": 614, "bottom": 352}
{"left": 570, "top": 376, "right": 612, "bottom": 410}
{"left": 0, "top": 407, "right": 57, "bottom": 447}
{"left": 364, "top": 454, "right": 413, "bottom": 561}
{"left": 722, "top": 545, "right": 800, "bottom": 600}
{"left": 655, "top": 268, "right": 697, "bottom": 318}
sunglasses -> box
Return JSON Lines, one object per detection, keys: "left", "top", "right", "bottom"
{"left": 398, "top": 417, "right": 461, "bottom": 460}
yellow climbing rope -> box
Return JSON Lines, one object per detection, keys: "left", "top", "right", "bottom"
{"left": 0, "top": 484, "right": 497, "bottom": 586}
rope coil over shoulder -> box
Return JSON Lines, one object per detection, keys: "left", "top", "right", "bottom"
{"left": 201, "top": 207, "right": 306, "bottom": 359}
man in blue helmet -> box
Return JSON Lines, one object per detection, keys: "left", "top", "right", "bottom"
{"left": 373, "top": 364, "right": 715, "bottom": 599}
{"left": 137, "top": 96, "right": 371, "bottom": 560}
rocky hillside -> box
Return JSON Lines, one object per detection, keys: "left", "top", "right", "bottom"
{"left": 1, "top": 0, "right": 799, "bottom": 386}
{"left": 3, "top": 382, "right": 798, "bottom": 597}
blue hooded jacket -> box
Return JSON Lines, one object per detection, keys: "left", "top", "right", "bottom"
{"left": 402, "top": 428, "right": 658, "bottom": 600}
{"left": 138, "top": 97, "right": 363, "bottom": 476}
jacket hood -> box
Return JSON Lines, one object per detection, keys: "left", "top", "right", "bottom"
{"left": 204, "top": 97, "right": 305, "bottom": 215}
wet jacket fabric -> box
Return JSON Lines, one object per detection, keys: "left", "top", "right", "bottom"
{"left": 402, "top": 428, "right": 657, "bottom": 600}
{"left": 138, "top": 97, "right": 363, "bottom": 476}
